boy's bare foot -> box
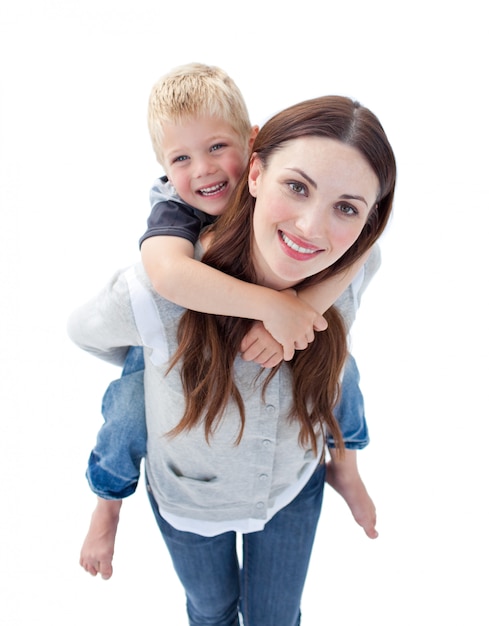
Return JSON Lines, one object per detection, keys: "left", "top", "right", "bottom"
{"left": 80, "top": 498, "right": 122, "bottom": 579}
{"left": 326, "top": 451, "right": 378, "bottom": 539}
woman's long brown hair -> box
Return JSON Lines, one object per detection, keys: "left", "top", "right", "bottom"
{"left": 167, "top": 96, "right": 397, "bottom": 456}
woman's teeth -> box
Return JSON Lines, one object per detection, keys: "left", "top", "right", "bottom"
{"left": 281, "top": 232, "right": 316, "bottom": 254}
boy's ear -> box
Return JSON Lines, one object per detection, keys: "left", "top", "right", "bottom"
{"left": 248, "top": 153, "right": 261, "bottom": 198}
{"left": 248, "top": 125, "right": 259, "bottom": 153}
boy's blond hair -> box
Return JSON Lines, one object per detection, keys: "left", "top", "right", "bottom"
{"left": 148, "top": 62, "right": 252, "bottom": 167}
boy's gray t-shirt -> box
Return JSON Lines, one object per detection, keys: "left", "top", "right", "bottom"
{"left": 139, "top": 177, "right": 215, "bottom": 247}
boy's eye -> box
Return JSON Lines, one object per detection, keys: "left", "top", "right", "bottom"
{"left": 174, "top": 155, "right": 189, "bottom": 163}
{"left": 210, "top": 143, "right": 225, "bottom": 152}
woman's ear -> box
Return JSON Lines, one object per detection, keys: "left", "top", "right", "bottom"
{"left": 248, "top": 153, "right": 261, "bottom": 198}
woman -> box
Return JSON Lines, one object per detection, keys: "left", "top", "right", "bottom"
{"left": 68, "top": 95, "right": 396, "bottom": 626}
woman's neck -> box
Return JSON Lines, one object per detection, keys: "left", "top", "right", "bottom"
{"left": 198, "top": 230, "right": 298, "bottom": 291}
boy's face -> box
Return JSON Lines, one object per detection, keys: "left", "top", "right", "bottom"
{"left": 160, "top": 115, "right": 256, "bottom": 216}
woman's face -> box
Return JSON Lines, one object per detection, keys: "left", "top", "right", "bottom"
{"left": 249, "top": 136, "right": 380, "bottom": 290}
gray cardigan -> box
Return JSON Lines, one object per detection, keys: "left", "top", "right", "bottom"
{"left": 68, "top": 246, "right": 380, "bottom": 535}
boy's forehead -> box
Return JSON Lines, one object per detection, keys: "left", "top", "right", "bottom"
{"left": 163, "top": 112, "right": 235, "bottom": 129}
{"left": 161, "top": 114, "right": 245, "bottom": 144}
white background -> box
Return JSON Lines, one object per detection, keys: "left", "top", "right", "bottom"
{"left": 1, "top": 1, "right": 487, "bottom": 624}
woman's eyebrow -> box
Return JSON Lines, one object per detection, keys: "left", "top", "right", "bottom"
{"left": 340, "top": 194, "right": 368, "bottom": 206}
{"left": 286, "top": 168, "right": 317, "bottom": 189}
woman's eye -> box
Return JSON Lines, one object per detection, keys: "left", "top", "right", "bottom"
{"left": 336, "top": 203, "right": 358, "bottom": 216}
{"left": 288, "top": 181, "right": 307, "bottom": 195}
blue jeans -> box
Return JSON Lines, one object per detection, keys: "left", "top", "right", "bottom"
{"left": 86, "top": 348, "right": 368, "bottom": 499}
{"left": 329, "top": 351, "right": 369, "bottom": 450}
{"left": 86, "top": 346, "right": 146, "bottom": 499}
{"left": 147, "top": 463, "right": 326, "bottom": 626}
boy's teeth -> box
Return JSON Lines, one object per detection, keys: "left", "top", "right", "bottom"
{"left": 281, "top": 232, "right": 315, "bottom": 254}
{"left": 200, "top": 182, "right": 225, "bottom": 195}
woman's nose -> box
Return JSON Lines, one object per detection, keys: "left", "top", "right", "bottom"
{"left": 295, "top": 206, "right": 330, "bottom": 241}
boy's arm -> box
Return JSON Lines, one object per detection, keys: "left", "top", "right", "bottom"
{"left": 240, "top": 249, "right": 374, "bottom": 366}
{"left": 141, "top": 236, "right": 327, "bottom": 360}
{"left": 326, "top": 448, "right": 378, "bottom": 539}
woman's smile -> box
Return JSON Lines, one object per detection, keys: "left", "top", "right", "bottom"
{"left": 278, "top": 230, "right": 324, "bottom": 258}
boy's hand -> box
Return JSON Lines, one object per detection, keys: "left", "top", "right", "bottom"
{"left": 240, "top": 321, "right": 284, "bottom": 368}
{"left": 263, "top": 289, "right": 327, "bottom": 361}
{"left": 326, "top": 451, "right": 378, "bottom": 539}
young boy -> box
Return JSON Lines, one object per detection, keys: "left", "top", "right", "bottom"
{"left": 79, "top": 63, "right": 379, "bottom": 580}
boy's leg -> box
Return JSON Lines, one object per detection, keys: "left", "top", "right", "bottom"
{"left": 87, "top": 346, "right": 147, "bottom": 499}
{"left": 240, "top": 463, "right": 325, "bottom": 626}
{"left": 327, "top": 355, "right": 378, "bottom": 539}
{"left": 80, "top": 497, "right": 122, "bottom": 580}
{"left": 147, "top": 483, "right": 241, "bottom": 626}
{"left": 330, "top": 353, "right": 369, "bottom": 449}
{"left": 81, "top": 346, "right": 146, "bottom": 579}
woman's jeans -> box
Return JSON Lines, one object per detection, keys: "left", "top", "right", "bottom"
{"left": 147, "top": 463, "right": 326, "bottom": 626}
{"left": 86, "top": 347, "right": 369, "bottom": 499}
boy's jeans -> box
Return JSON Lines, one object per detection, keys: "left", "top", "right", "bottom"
{"left": 86, "top": 347, "right": 369, "bottom": 499}
{"left": 86, "top": 346, "right": 146, "bottom": 499}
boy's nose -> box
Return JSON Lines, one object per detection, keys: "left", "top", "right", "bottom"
{"left": 193, "top": 156, "right": 217, "bottom": 178}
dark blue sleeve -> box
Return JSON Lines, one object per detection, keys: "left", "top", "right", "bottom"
{"left": 139, "top": 199, "right": 216, "bottom": 248}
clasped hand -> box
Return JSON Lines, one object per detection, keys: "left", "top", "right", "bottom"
{"left": 240, "top": 289, "right": 327, "bottom": 368}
